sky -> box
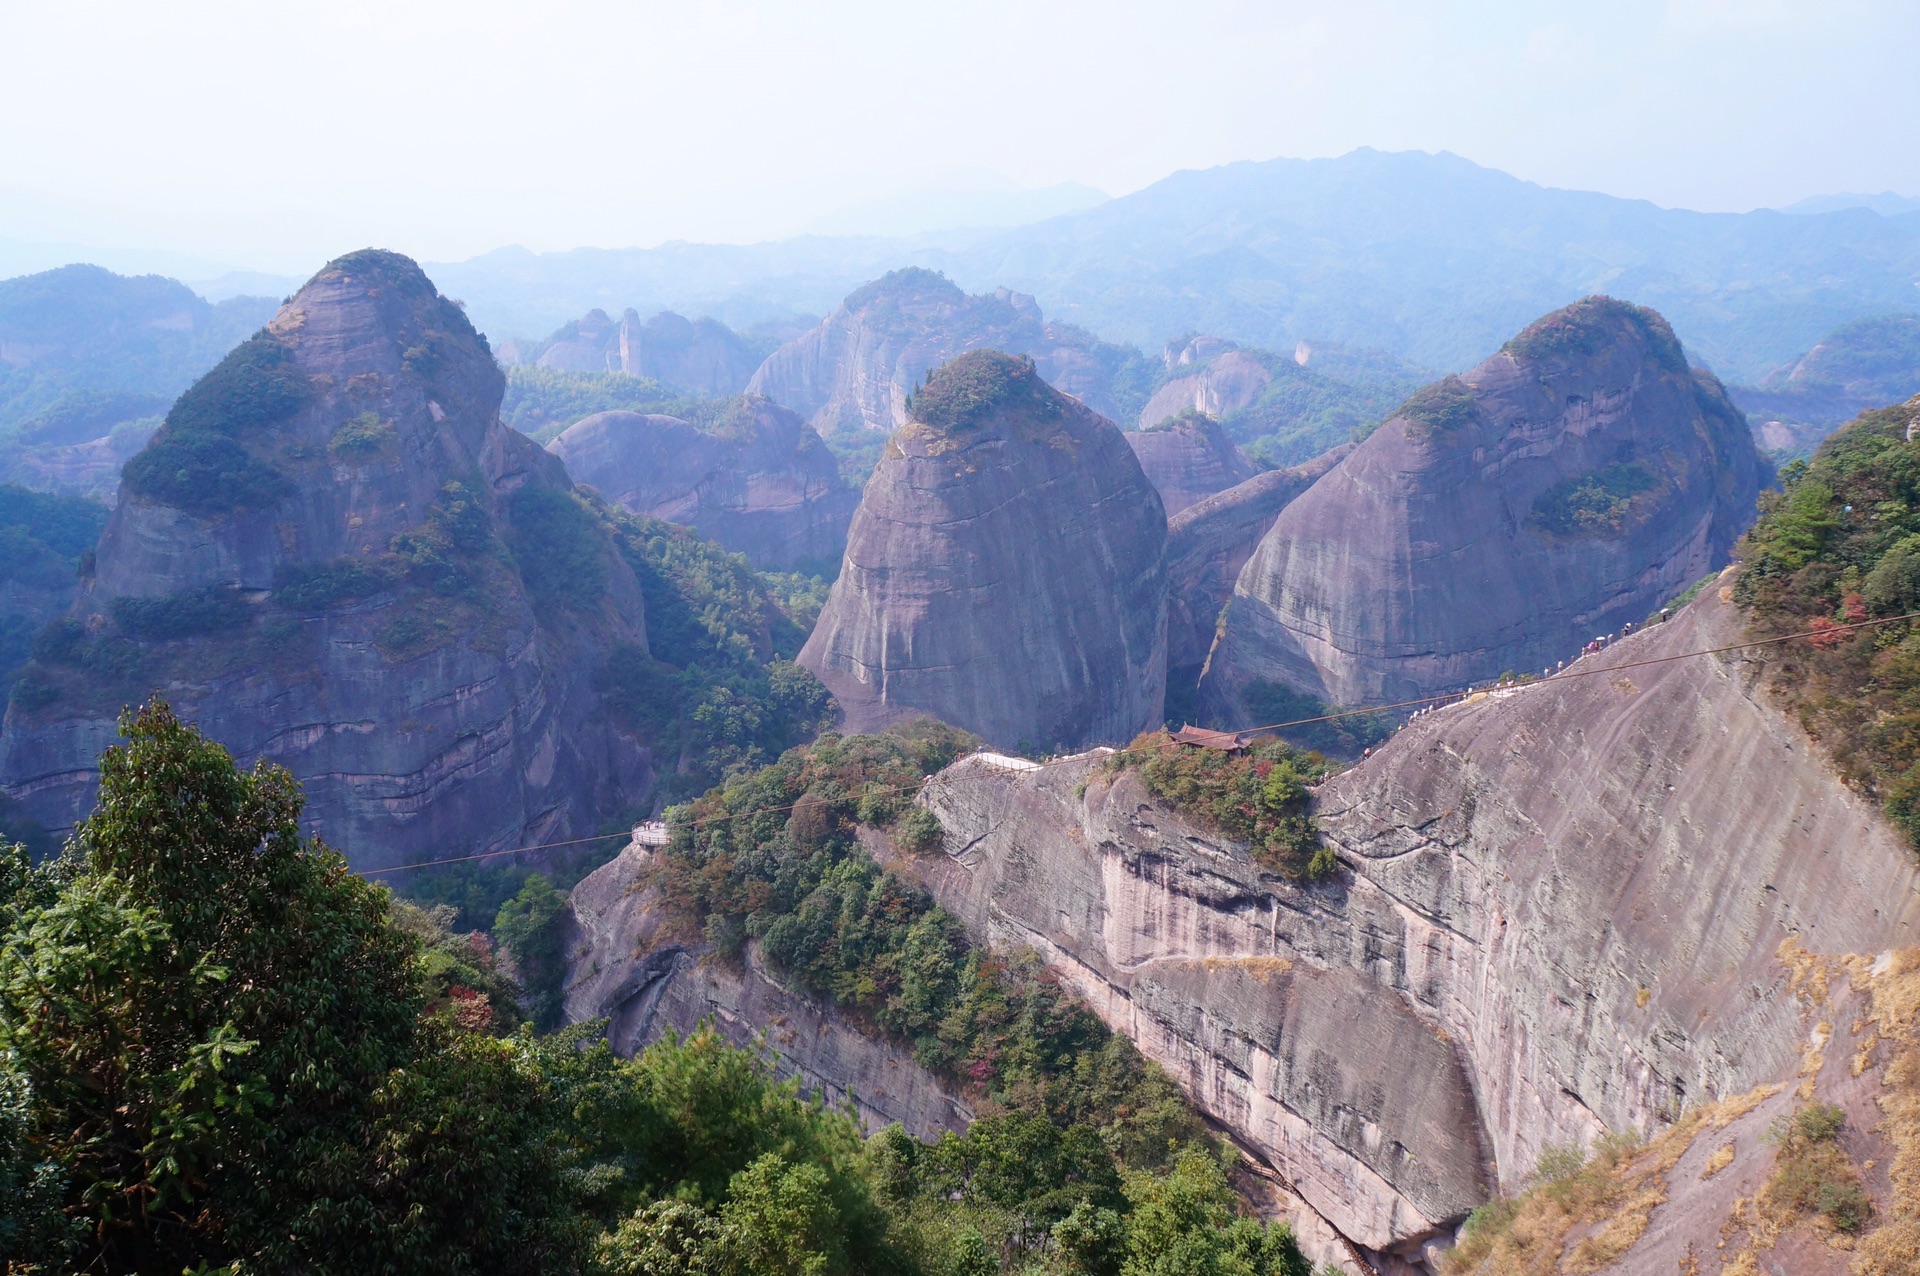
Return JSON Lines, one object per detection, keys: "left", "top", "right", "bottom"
{"left": 2, "top": 0, "right": 1918, "bottom": 277}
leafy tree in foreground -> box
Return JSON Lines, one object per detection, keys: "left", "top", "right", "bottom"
{"left": 0, "top": 700, "right": 583, "bottom": 1274}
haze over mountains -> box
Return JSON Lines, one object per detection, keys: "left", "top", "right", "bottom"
{"left": 407, "top": 149, "right": 1920, "bottom": 386}
{"left": 10, "top": 139, "right": 1920, "bottom": 1275}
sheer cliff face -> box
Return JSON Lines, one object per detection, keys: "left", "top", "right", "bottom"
{"left": 0, "top": 250, "right": 653, "bottom": 869}
{"left": 798, "top": 351, "right": 1168, "bottom": 751}
{"left": 1163, "top": 445, "right": 1351, "bottom": 675}
{"left": 913, "top": 582, "right": 1920, "bottom": 1268}
{"left": 746, "top": 269, "right": 1051, "bottom": 436}
{"left": 1124, "top": 413, "right": 1261, "bottom": 516}
{"left": 529, "top": 307, "right": 762, "bottom": 397}
{"left": 1138, "top": 348, "right": 1273, "bottom": 428}
{"left": 547, "top": 397, "right": 855, "bottom": 571}
{"left": 1206, "top": 297, "right": 1767, "bottom": 711}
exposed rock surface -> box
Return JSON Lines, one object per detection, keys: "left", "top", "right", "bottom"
{"left": 0, "top": 250, "right": 654, "bottom": 868}
{"left": 745, "top": 268, "right": 1139, "bottom": 433}
{"left": 1163, "top": 445, "right": 1351, "bottom": 676}
{"left": 910, "top": 580, "right": 1920, "bottom": 1268}
{"left": 1206, "top": 297, "right": 1767, "bottom": 712}
{"left": 520, "top": 307, "right": 765, "bottom": 397}
{"left": 563, "top": 836, "right": 973, "bottom": 1138}
{"left": 547, "top": 396, "right": 855, "bottom": 571}
{"left": 1139, "top": 347, "right": 1274, "bottom": 428}
{"left": 799, "top": 350, "right": 1168, "bottom": 750}
{"left": 1124, "top": 411, "right": 1260, "bottom": 516}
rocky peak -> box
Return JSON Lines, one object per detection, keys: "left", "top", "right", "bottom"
{"left": 1138, "top": 347, "right": 1274, "bottom": 430}
{"left": 0, "top": 249, "right": 651, "bottom": 869}
{"left": 1125, "top": 410, "right": 1261, "bottom": 515}
{"left": 798, "top": 350, "right": 1167, "bottom": 750}
{"left": 548, "top": 394, "right": 855, "bottom": 572}
{"left": 744, "top": 269, "right": 1053, "bottom": 436}
{"left": 1203, "top": 295, "right": 1766, "bottom": 711}
{"left": 99, "top": 248, "right": 527, "bottom": 597}
{"left": 525, "top": 306, "right": 763, "bottom": 396}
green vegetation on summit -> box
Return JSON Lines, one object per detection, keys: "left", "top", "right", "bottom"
{"left": 906, "top": 349, "right": 1062, "bottom": 433}
{"left": 1105, "top": 731, "right": 1336, "bottom": 878}
{"left": 1734, "top": 393, "right": 1920, "bottom": 845}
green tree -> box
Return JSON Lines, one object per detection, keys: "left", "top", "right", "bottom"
{"left": 495, "top": 872, "right": 571, "bottom": 1029}
{"left": 0, "top": 700, "right": 586, "bottom": 1274}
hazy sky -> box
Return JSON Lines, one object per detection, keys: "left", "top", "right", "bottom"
{"left": 3, "top": 0, "right": 1917, "bottom": 275}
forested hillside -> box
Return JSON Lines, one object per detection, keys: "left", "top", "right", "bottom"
{"left": 0, "top": 703, "right": 1316, "bottom": 1276}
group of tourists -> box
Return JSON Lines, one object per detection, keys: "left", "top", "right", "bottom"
{"left": 1402, "top": 604, "right": 1677, "bottom": 729}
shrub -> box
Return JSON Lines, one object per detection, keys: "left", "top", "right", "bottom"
{"left": 507, "top": 485, "right": 609, "bottom": 613}
{"left": 1732, "top": 398, "right": 1920, "bottom": 848}
{"left": 328, "top": 411, "right": 395, "bottom": 458}
{"left": 907, "top": 350, "right": 1062, "bottom": 434}
{"left": 391, "top": 480, "right": 496, "bottom": 596}
{"left": 8, "top": 671, "right": 58, "bottom": 712}
{"left": 1531, "top": 462, "right": 1661, "bottom": 537}
{"left": 109, "top": 585, "right": 250, "bottom": 640}
{"left": 378, "top": 614, "right": 451, "bottom": 654}
{"left": 1104, "top": 732, "right": 1333, "bottom": 876}
{"left": 120, "top": 332, "right": 307, "bottom": 515}
{"left": 273, "top": 557, "right": 401, "bottom": 611}
{"left": 1502, "top": 295, "right": 1686, "bottom": 373}
{"left": 121, "top": 432, "right": 295, "bottom": 515}
{"left": 1395, "top": 375, "right": 1481, "bottom": 437}
{"left": 893, "top": 806, "right": 944, "bottom": 855}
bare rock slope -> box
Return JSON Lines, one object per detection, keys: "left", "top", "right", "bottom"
{"left": 1163, "top": 444, "right": 1352, "bottom": 678}
{"left": 745, "top": 267, "right": 1137, "bottom": 433}
{"left": 911, "top": 581, "right": 1920, "bottom": 1269}
{"left": 1125, "top": 410, "right": 1261, "bottom": 516}
{"left": 799, "top": 350, "right": 1168, "bottom": 751}
{"left": 521, "top": 306, "right": 764, "bottom": 397}
{"left": 547, "top": 396, "right": 855, "bottom": 571}
{"left": 1206, "top": 297, "right": 1766, "bottom": 712}
{"left": 0, "top": 250, "right": 654, "bottom": 869}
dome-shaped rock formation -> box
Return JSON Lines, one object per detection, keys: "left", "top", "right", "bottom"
{"left": 1125, "top": 410, "right": 1261, "bottom": 515}
{"left": 0, "top": 249, "right": 655, "bottom": 869}
{"left": 798, "top": 350, "right": 1168, "bottom": 750}
{"left": 1204, "top": 296, "right": 1766, "bottom": 711}
{"left": 520, "top": 307, "right": 763, "bottom": 397}
{"left": 745, "top": 268, "right": 1137, "bottom": 433}
{"left": 547, "top": 396, "right": 855, "bottom": 572}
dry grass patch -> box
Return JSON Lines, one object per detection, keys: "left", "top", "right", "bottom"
{"left": 1851, "top": 946, "right": 1920, "bottom": 1275}
{"left": 1443, "top": 1084, "right": 1792, "bottom": 1275}
{"left": 1703, "top": 1143, "right": 1736, "bottom": 1180}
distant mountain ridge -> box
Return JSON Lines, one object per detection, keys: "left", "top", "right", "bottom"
{"left": 419, "top": 149, "right": 1920, "bottom": 385}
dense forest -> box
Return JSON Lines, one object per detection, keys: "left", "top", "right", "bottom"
{"left": 0, "top": 703, "right": 1320, "bottom": 1275}
{"left": 1734, "top": 392, "right": 1920, "bottom": 844}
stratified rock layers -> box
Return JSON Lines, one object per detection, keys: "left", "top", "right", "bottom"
{"left": 914, "top": 582, "right": 1920, "bottom": 1265}
{"left": 1207, "top": 298, "right": 1766, "bottom": 710}
{"left": 547, "top": 397, "right": 855, "bottom": 571}
{"left": 799, "top": 351, "right": 1168, "bottom": 750}
{"left": 0, "top": 251, "right": 652, "bottom": 869}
